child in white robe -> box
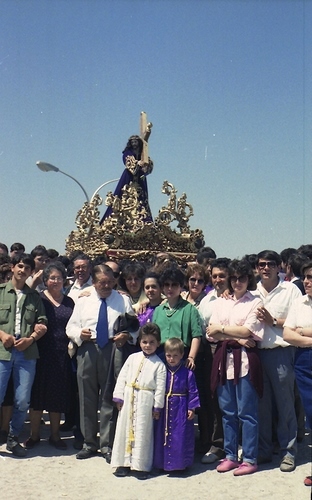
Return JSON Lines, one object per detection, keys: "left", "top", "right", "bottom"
{"left": 111, "top": 323, "right": 166, "bottom": 480}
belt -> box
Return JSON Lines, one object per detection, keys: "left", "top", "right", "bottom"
{"left": 89, "top": 338, "right": 114, "bottom": 344}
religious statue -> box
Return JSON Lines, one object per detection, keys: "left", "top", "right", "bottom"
{"left": 100, "top": 112, "right": 153, "bottom": 224}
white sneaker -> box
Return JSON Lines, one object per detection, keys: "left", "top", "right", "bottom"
{"left": 201, "top": 452, "right": 219, "bottom": 464}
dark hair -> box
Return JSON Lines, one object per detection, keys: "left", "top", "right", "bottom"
{"left": 241, "top": 254, "right": 258, "bottom": 271}
{"left": 0, "top": 243, "right": 8, "bottom": 254}
{"left": 92, "top": 255, "right": 107, "bottom": 266}
{"left": 46, "top": 248, "right": 59, "bottom": 260}
{"left": 297, "top": 244, "right": 312, "bottom": 260}
{"left": 184, "top": 263, "right": 209, "bottom": 285}
{"left": 10, "top": 242, "right": 25, "bottom": 252}
{"left": 256, "top": 250, "right": 281, "bottom": 267}
{"left": 123, "top": 135, "right": 143, "bottom": 158}
{"left": 119, "top": 261, "right": 146, "bottom": 292}
{"left": 144, "top": 271, "right": 161, "bottom": 286}
{"left": 160, "top": 266, "right": 185, "bottom": 287}
{"left": 228, "top": 259, "right": 256, "bottom": 293}
{"left": 196, "top": 246, "right": 216, "bottom": 264}
{"left": 43, "top": 261, "right": 67, "bottom": 284}
{"left": 0, "top": 262, "right": 12, "bottom": 283}
{"left": 11, "top": 253, "right": 35, "bottom": 271}
{"left": 301, "top": 260, "right": 312, "bottom": 277}
{"left": 280, "top": 248, "right": 297, "bottom": 265}
{"left": 287, "top": 253, "right": 308, "bottom": 278}
{"left": 92, "top": 264, "right": 114, "bottom": 281}
{"left": 138, "top": 322, "right": 161, "bottom": 342}
{"left": 72, "top": 253, "right": 91, "bottom": 264}
{"left": 210, "top": 257, "right": 231, "bottom": 272}
{"left": 30, "top": 245, "right": 48, "bottom": 258}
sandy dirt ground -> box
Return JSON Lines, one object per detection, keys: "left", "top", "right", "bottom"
{"left": 1, "top": 417, "right": 311, "bottom": 500}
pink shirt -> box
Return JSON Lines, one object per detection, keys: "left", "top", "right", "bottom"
{"left": 210, "top": 291, "right": 264, "bottom": 379}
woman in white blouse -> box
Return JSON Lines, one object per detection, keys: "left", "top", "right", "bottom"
{"left": 283, "top": 260, "right": 312, "bottom": 488}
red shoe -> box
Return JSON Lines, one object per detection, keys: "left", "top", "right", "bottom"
{"left": 217, "top": 458, "right": 240, "bottom": 473}
{"left": 233, "top": 462, "right": 258, "bottom": 476}
{"left": 304, "top": 476, "right": 312, "bottom": 486}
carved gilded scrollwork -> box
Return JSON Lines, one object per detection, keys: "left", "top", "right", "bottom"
{"left": 65, "top": 179, "right": 204, "bottom": 260}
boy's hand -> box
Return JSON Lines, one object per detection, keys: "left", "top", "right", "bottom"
{"left": 152, "top": 410, "right": 160, "bottom": 420}
{"left": 187, "top": 410, "right": 195, "bottom": 421}
{"left": 116, "top": 402, "right": 123, "bottom": 411}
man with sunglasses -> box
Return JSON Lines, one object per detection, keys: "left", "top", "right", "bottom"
{"left": 253, "top": 250, "right": 301, "bottom": 472}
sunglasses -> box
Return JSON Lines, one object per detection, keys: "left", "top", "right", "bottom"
{"left": 163, "top": 282, "right": 180, "bottom": 288}
{"left": 230, "top": 275, "right": 248, "bottom": 283}
{"left": 189, "top": 277, "right": 205, "bottom": 285}
{"left": 258, "top": 261, "right": 277, "bottom": 269}
{"left": 112, "top": 271, "right": 120, "bottom": 279}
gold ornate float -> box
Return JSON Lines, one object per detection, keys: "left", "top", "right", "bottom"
{"left": 65, "top": 113, "right": 205, "bottom": 262}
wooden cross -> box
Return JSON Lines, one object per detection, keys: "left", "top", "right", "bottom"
{"left": 140, "top": 111, "right": 153, "bottom": 164}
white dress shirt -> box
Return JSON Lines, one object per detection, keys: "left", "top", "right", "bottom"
{"left": 66, "top": 288, "right": 137, "bottom": 346}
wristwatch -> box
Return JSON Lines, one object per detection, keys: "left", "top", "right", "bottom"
{"left": 272, "top": 318, "right": 277, "bottom": 327}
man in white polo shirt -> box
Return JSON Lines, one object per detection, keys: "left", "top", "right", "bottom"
{"left": 254, "top": 250, "right": 301, "bottom": 472}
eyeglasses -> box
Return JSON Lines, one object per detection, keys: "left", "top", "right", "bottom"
{"left": 230, "top": 275, "right": 248, "bottom": 283}
{"left": 163, "top": 282, "right": 180, "bottom": 288}
{"left": 112, "top": 271, "right": 120, "bottom": 279}
{"left": 48, "top": 277, "right": 64, "bottom": 282}
{"left": 189, "top": 278, "right": 205, "bottom": 285}
{"left": 303, "top": 274, "right": 312, "bottom": 281}
{"left": 258, "top": 261, "right": 277, "bottom": 269}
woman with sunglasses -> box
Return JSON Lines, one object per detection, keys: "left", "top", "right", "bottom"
{"left": 283, "top": 260, "right": 312, "bottom": 488}
{"left": 207, "top": 259, "right": 264, "bottom": 476}
{"left": 181, "top": 264, "right": 209, "bottom": 306}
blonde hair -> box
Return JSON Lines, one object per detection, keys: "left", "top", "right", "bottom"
{"left": 164, "top": 337, "right": 184, "bottom": 355}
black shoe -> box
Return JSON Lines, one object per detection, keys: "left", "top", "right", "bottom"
{"left": 134, "top": 470, "right": 149, "bottom": 480}
{"left": 49, "top": 437, "right": 67, "bottom": 450}
{"left": 104, "top": 451, "right": 112, "bottom": 464}
{"left": 6, "top": 435, "right": 27, "bottom": 457}
{"left": 76, "top": 447, "right": 97, "bottom": 459}
{"left": 24, "top": 437, "right": 40, "bottom": 449}
{"left": 114, "top": 467, "right": 130, "bottom": 477}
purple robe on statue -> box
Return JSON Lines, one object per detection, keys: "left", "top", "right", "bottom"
{"left": 153, "top": 362, "right": 200, "bottom": 471}
{"left": 100, "top": 148, "right": 153, "bottom": 224}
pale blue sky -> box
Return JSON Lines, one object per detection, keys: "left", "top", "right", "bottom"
{"left": 0, "top": 0, "right": 311, "bottom": 258}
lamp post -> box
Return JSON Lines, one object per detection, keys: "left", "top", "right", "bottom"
{"left": 36, "top": 161, "right": 118, "bottom": 204}
{"left": 36, "top": 161, "right": 90, "bottom": 202}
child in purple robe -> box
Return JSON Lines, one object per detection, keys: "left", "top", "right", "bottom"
{"left": 153, "top": 338, "right": 200, "bottom": 473}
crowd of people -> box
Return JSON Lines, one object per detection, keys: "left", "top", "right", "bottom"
{"left": 0, "top": 242, "right": 311, "bottom": 487}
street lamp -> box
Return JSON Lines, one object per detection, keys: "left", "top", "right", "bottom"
{"left": 36, "top": 161, "right": 119, "bottom": 205}
{"left": 90, "top": 179, "right": 119, "bottom": 203}
{"left": 36, "top": 161, "right": 90, "bottom": 202}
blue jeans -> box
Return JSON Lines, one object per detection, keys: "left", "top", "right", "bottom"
{"left": 217, "top": 373, "right": 259, "bottom": 464}
{"left": 0, "top": 349, "right": 36, "bottom": 437}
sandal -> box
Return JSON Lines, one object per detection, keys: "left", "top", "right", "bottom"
{"left": 24, "top": 437, "right": 40, "bottom": 449}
